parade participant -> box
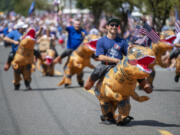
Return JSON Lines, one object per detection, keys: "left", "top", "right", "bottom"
{"left": 168, "top": 32, "right": 180, "bottom": 82}
{"left": 3, "top": 21, "right": 28, "bottom": 71}
{"left": 54, "top": 18, "right": 87, "bottom": 64}
{"left": 11, "top": 28, "right": 36, "bottom": 90}
{"left": 84, "top": 18, "right": 152, "bottom": 93}
{"left": 169, "top": 32, "right": 180, "bottom": 61}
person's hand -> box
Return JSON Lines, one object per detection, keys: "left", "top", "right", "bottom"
{"left": 140, "top": 16, "right": 147, "bottom": 23}
{"left": 115, "top": 59, "right": 120, "bottom": 64}
{"left": 128, "top": 43, "right": 134, "bottom": 49}
{"left": 14, "top": 41, "right": 19, "bottom": 45}
{"left": 81, "top": 31, "right": 86, "bottom": 37}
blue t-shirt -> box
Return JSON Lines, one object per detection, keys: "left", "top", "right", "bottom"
{"left": 3, "top": 27, "right": 9, "bottom": 36}
{"left": 66, "top": 26, "right": 87, "bottom": 50}
{"left": 96, "top": 36, "right": 128, "bottom": 60}
{"left": 7, "top": 29, "right": 22, "bottom": 53}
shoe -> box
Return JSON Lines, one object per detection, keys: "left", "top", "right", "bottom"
{"left": 84, "top": 77, "right": 95, "bottom": 90}
{"left": 100, "top": 113, "right": 116, "bottom": 124}
{"left": 4, "top": 63, "right": 10, "bottom": 71}
{"left": 14, "top": 84, "right": 20, "bottom": 90}
{"left": 64, "top": 83, "right": 69, "bottom": 88}
{"left": 116, "top": 116, "right": 134, "bottom": 126}
{"left": 174, "top": 75, "right": 179, "bottom": 82}
{"left": 24, "top": 80, "right": 32, "bottom": 90}
{"left": 78, "top": 81, "right": 84, "bottom": 87}
{"left": 139, "top": 79, "right": 153, "bottom": 93}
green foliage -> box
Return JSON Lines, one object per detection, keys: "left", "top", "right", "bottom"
{"left": 0, "top": 0, "right": 49, "bottom": 16}
{"left": 142, "top": 0, "right": 175, "bottom": 32}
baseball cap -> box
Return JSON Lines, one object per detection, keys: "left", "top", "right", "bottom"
{"left": 107, "top": 17, "right": 120, "bottom": 25}
{"left": 14, "top": 21, "right": 28, "bottom": 29}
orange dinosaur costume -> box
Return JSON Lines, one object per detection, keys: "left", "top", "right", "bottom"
{"left": 11, "top": 28, "right": 36, "bottom": 90}
{"left": 95, "top": 46, "right": 155, "bottom": 125}
{"left": 58, "top": 34, "right": 100, "bottom": 87}
{"left": 36, "top": 35, "right": 60, "bottom": 76}
{"left": 146, "top": 37, "right": 175, "bottom": 85}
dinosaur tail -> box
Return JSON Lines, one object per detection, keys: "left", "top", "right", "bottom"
{"left": 57, "top": 76, "right": 66, "bottom": 86}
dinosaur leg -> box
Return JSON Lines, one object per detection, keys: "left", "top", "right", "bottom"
{"left": 147, "top": 70, "right": 155, "bottom": 88}
{"left": 36, "top": 59, "right": 43, "bottom": 73}
{"left": 77, "top": 72, "right": 84, "bottom": 87}
{"left": 116, "top": 98, "right": 133, "bottom": 126}
{"left": 13, "top": 68, "right": 21, "bottom": 90}
{"left": 99, "top": 100, "right": 116, "bottom": 124}
{"left": 22, "top": 64, "right": 32, "bottom": 90}
{"left": 64, "top": 75, "right": 72, "bottom": 87}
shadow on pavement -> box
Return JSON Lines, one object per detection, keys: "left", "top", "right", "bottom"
{"left": 153, "top": 89, "right": 180, "bottom": 92}
{"left": 58, "top": 85, "right": 83, "bottom": 89}
{"left": 20, "top": 88, "right": 59, "bottom": 91}
{"left": 129, "top": 120, "right": 180, "bottom": 127}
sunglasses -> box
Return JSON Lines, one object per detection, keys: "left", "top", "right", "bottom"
{"left": 109, "top": 23, "right": 119, "bottom": 27}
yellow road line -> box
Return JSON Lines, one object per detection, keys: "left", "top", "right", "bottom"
{"left": 158, "top": 129, "right": 173, "bottom": 135}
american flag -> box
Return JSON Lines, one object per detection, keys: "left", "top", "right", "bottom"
{"left": 142, "top": 22, "right": 160, "bottom": 43}
{"left": 175, "top": 8, "right": 180, "bottom": 34}
{"left": 134, "top": 25, "right": 146, "bottom": 35}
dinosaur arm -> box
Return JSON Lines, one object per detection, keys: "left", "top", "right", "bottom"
{"left": 73, "top": 60, "right": 82, "bottom": 68}
{"left": 131, "top": 91, "right": 149, "bottom": 102}
{"left": 104, "top": 84, "right": 123, "bottom": 102}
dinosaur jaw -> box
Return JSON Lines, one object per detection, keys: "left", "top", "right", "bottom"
{"left": 45, "top": 56, "right": 53, "bottom": 65}
{"left": 136, "top": 56, "right": 155, "bottom": 73}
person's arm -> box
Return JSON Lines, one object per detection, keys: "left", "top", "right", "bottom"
{"left": 36, "top": 27, "right": 43, "bottom": 39}
{"left": 97, "top": 55, "right": 120, "bottom": 63}
{"left": 4, "top": 36, "right": 19, "bottom": 45}
{"left": 174, "top": 43, "right": 180, "bottom": 48}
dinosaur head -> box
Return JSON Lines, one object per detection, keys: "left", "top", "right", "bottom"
{"left": 84, "top": 34, "right": 100, "bottom": 52}
{"left": 20, "top": 28, "right": 36, "bottom": 49}
{"left": 121, "top": 46, "right": 155, "bottom": 79}
{"left": 152, "top": 39, "right": 174, "bottom": 67}
{"left": 45, "top": 49, "right": 55, "bottom": 65}
{"left": 160, "top": 30, "right": 175, "bottom": 39}
{"left": 78, "top": 34, "right": 100, "bottom": 57}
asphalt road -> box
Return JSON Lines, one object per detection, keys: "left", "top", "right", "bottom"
{"left": 0, "top": 44, "right": 180, "bottom": 135}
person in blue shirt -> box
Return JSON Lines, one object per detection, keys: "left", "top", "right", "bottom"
{"left": 84, "top": 18, "right": 153, "bottom": 92}
{"left": 84, "top": 18, "right": 153, "bottom": 124}
{"left": 3, "top": 21, "right": 28, "bottom": 71}
{"left": 84, "top": 18, "right": 128, "bottom": 90}
{"left": 54, "top": 18, "right": 87, "bottom": 64}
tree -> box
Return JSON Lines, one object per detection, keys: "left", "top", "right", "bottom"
{"left": 76, "top": 0, "right": 106, "bottom": 28}
{"left": 141, "top": 0, "right": 178, "bottom": 32}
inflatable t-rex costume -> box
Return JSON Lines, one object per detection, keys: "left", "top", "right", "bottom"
{"left": 11, "top": 28, "right": 36, "bottom": 90}
{"left": 146, "top": 38, "right": 175, "bottom": 85}
{"left": 95, "top": 46, "right": 155, "bottom": 125}
{"left": 37, "top": 35, "right": 60, "bottom": 76}
{"left": 58, "top": 34, "right": 100, "bottom": 87}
